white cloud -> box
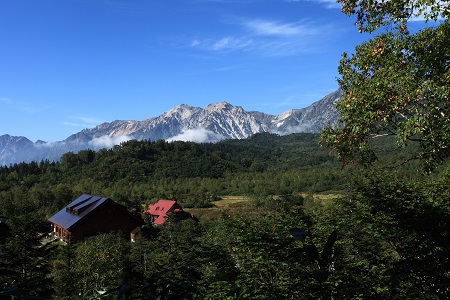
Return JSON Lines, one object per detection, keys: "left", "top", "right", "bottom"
{"left": 212, "top": 65, "right": 239, "bottom": 72}
{"left": 62, "top": 122, "right": 84, "bottom": 127}
{"left": 212, "top": 37, "right": 233, "bottom": 50}
{"left": 62, "top": 116, "right": 104, "bottom": 128}
{"left": 273, "top": 122, "right": 314, "bottom": 135}
{"left": 189, "top": 18, "right": 334, "bottom": 57}
{"left": 166, "top": 127, "right": 224, "bottom": 143}
{"left": 189, "top": 65, "right": 240, "bottom": 76}
{"left": 75, "top": 116, "right": 104, "bottom": 124}
{"left": 190, "top": 39, "right": 201, "bottom": 47}
{"left": 34, "top": 141, "right": 56, "bottom": 148}
{"left": 302, "top": 0, "right": 342, "bottom": 9}
{"left": 191, "top": 0, "right": 256, "bottom": 3}
{"left": 89, "top": 135, "right": 132, "bottom": 148}
{"left": 192, "top": 36, "right": 253, "bottom": 53}
{"left": 243, "top": 20, "right": 318, "bottom": 36}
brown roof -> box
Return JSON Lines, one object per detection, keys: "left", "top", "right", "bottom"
{"left": 48, "top": 194, "right": 142, "bottom": 230}
{"left": 48, "top": 194, "right": 109, "bottom": 230}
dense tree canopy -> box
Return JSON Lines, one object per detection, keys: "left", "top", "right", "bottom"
{"left": 317, "top": 1, "right": 450, "bottom": 298}
{"left": 339, "top": 0, "right": 450, "bottom": 32}
{"left": 323, "top": 0, "right": 450, "bottom": 169}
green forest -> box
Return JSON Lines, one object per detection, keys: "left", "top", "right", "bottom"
{"left": 0, "top": 131, "right": 449, "bottom": 299}
{"left": 2, "top": 0, "right": 450, "bottom": 298}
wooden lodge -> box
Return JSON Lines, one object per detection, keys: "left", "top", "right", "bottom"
{"left": 48, "top": 194, "right": 142, "bottom": 242}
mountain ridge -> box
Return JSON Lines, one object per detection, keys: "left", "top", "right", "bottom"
{"left": 0, "top": 89, "right": 342, "bottom": 166}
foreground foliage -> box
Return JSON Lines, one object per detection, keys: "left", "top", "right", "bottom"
{"left": 2, "top": 167, "right": 449, "bottom": 299}
{"left": 322, "top": 20, "right": 450, "bottom": 169}
{"left": 0, "top": 133, "right": 449, "bottom": 298}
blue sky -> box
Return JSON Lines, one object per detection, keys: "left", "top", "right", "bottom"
{"left": 0, "top": 0, "right": 422, "bottom": 142}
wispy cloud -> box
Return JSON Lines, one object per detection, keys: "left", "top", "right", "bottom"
{"left": 189, "top": 18, "right": 334, "bottom": 56}
{"left": 212, "top": 65, "right": 239, "bottom": 72}
{"left": 299, "top": 0, "right": 342, "bottom": 9}
{"left": 190, "top": 0, "right": 257, "bottom": 3}
{"left": 61, "top": 122, "right": 84, "bottom": 127}
{"left": 191, "top": 36, "right": 254, "bottom": 54}
{"left": 189, "top": 65, "right": 241, "bottom": 76}
{"left": 212, "top": 36, "right": 254, "bottom": 51}
{"left": 74, "top": 116, "right": 104, "bottom": 125}
{"left": 243, "top": 20, "right": 318, "bottom": 36}
{"left": 62, "top": 116, "right": 104, "bottom": 128}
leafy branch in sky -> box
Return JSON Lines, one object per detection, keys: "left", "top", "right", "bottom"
{"left": 338, "top": 0, "right": 450, "bottom": 33}
{"left": 322, "top": 0, "right": 450, "bottom": 170}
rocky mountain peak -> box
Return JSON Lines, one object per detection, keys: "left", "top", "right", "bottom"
{"left": 205, "top": 101, "right": 235, "bottom": 112}
{"left": 0, "top": 89, "right": 341, "bottom": 165}
{"left": 163, "top": 104, "right": 198, "bottom": 119}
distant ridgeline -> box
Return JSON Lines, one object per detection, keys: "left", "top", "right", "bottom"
{"left": 0, "top": 89, "right": 342, "bottom": 166}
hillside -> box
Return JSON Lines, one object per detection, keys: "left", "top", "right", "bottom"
{"left": 0, "top": 133, "right": 342, "bottom": 212}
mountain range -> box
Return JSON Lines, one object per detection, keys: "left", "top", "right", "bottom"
{"left": 0, "top": 89, "right": 342, "bottom": 166}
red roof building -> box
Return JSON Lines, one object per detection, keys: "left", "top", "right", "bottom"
{"left": 145, "top": 200, "right": 198, "bottom": 225}
{"left": 48, "top": 194, "right": 143, "bottom": 242}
